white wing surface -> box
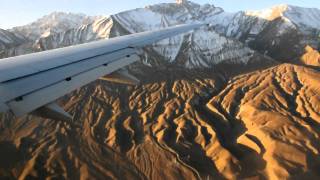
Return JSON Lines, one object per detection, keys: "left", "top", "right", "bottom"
{"left": 0, "top": 23, "right": 204, "bottom": 121}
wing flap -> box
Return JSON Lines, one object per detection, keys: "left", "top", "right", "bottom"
{"left": 33, "top": 102, "right": 73, "bottom": 122}
{"left": 100, "top": 69, "right": 140, "bottom": 85}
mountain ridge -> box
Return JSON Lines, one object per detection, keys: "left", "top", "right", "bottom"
{"left": 10, "top": 12, "right": 96, "bottom": 40}
{"left": 2, "top": 1, "right": 319, "bottom": 63}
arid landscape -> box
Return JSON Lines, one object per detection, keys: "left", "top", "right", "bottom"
{"left": 1, "top": 1, "right": 320, "bottom": 179}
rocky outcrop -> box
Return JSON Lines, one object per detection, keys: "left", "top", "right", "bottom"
{"left": 300, "top": 46, "right": 320, "bottom": 67}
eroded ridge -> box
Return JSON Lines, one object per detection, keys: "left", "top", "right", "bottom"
{"left": 0, "top": 66, "right": 232, "bottom": 179}
{"left": 1, "top": 63, "right": 320, "bottom": 179}
{"left": 207, "top": 64, "right": 320, "bottom": 179}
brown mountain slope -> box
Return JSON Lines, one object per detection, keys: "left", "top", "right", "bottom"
{"left": 0, "top": 65, "right": 229, "bottom": 179}
{"left": 208, "top": 64, "right": 320, "bottom": 179}
{"left": 1, "top": 63, "right": 320, "bottom": 179}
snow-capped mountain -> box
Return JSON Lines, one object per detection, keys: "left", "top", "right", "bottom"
{"left": 0, "top": 29, "right": 26, "bottom": 50}
{"left": 35, "top": 16, "right": 112, "bottom": 50}
{"left": 2, "top": 1, "right": 320, "bottom": 64}
{"left": 246, "top": 4, "right": 320, "bottom": 30}
{"left": 207, "top": 4, "right": 320, "bottom": 61}
{"left": 31, "top": 1, "right": 265, "bottom": 69}
{"left": 0, "top": 28, "right": 29, "bottom": 59}
{"left": 209, "top": 4, "right": 320, "bottom": 39}
{"left": 11, "top": 12, "right": 95, "bottom": 40}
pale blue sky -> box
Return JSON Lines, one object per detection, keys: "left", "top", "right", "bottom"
{"left": 1, "top": 0, "right": 319, "bottom": 29}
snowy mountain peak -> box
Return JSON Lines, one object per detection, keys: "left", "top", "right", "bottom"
{"left": 11, "top": 12, "right": 94, "bottom": 40}
{"left": 2, "top": 1, "right": 320, "bottom": 64}
{"left": 39, "top": 11, "right": 89, "bottom": 25}
{"left": 246, "top": 4, "right": 320, "bottom": 29}
{"left": 245, "top": 4, "right": 289, "bottom": 21}
{"left": 176, "top": 0, "right": 187, "bottom": 4}
{"left": 284, "top": 5, "right": 320, "bottom": 29}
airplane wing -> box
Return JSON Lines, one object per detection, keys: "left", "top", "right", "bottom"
{"left": 0, "top": 23, "right": 205, "bottom": 121}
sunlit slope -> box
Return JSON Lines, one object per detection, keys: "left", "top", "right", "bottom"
{"left": 208, "top": 64, "right": 320, "bottom": 179}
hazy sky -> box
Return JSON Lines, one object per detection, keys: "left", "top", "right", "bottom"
{"left": 1, "top": 0, "right": 319, "bottom": 29}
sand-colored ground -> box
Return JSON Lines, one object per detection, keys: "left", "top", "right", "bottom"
{"left": 208, "top": 64, "right": 320, "bottom": 179}
{"left": 0, "top": 63, "right": 320, "bottom": 179}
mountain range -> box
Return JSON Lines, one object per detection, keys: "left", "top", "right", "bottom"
{"left": 0, "top": 1, "right": 320, "bottom": 179}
